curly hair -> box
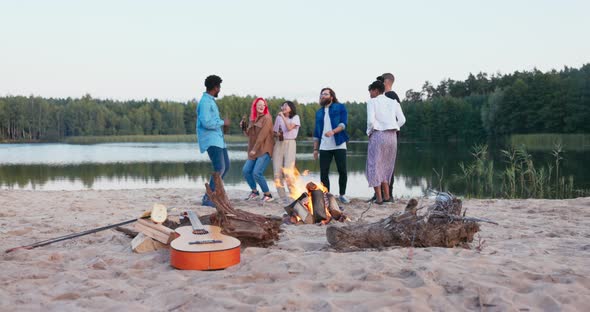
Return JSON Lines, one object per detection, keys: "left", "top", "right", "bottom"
{"left": 204, "top": 75, "right": 222, "bottom": 91}
{"left": 368, "top": 80, "right": 385, "bottom": 93}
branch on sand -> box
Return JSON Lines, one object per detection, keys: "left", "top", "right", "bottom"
{"left": 204, "top": 173, "right": 282, "bottom": 247}
{"left": 326, "top": 195, "right": 495, "bottom": 250}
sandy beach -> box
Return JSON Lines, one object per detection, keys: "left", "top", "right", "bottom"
{"left": 1, "top": 188, "right": 589, "bottom": 311}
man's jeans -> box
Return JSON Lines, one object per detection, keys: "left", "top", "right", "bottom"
{"left": 242, "top": 153, "right": 271, "bottom": 193}
{"left": 206, "top": 146, "right": 230, "bottom": 192}
{"left": 319, "top": 149, "right": 347, "bottom": 195}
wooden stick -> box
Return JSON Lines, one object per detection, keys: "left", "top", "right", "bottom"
{"left": 5, "top": 217, "right": 145, "bottom": 253}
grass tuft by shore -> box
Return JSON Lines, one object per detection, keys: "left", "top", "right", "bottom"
{"left": 510, "top": 134, "right": 590, "bottom": 151}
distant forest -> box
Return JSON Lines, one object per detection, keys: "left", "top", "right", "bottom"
{"left": 1, "top": 64, "right": 588, "bottom": 142}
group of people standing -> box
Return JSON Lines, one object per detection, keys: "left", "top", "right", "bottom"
{"left": 239, "top": 97, "right": 300, "bottom": 203}
{"left": 196, "top": 73, "right": 405, "bottom": 207}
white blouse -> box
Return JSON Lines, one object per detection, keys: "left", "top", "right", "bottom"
{"left": 366, "top": 94, "right": 406, "bottom": 136}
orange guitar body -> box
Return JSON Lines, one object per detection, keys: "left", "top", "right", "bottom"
{"left": 170, "top": 224, "right": 241, "bottom": 270}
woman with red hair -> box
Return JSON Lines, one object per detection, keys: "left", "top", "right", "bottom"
{"left": 240, "top": 97, "right": 276, "bottom": 202}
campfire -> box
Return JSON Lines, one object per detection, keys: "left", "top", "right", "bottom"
{"left": 281, "top": 168, "right": 349, "bottom": 225}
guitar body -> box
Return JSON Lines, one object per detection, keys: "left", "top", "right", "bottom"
{"left": 170, "top": 224, "right": 241, "bottom": 270}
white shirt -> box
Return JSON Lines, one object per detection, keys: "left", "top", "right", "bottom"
{"left": 273, "top": 115, "right": 300, "bottom": 140}
{"left": 320, "top": 107, "right": 347, "bottom": 150}
{"left": 366, "top": 94, "right": 406, "bottom": 136}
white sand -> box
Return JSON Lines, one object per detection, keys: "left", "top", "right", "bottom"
{"left": 1, "top": 189, "right": 589, "bottom": 311}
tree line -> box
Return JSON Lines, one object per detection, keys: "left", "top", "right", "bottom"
{"left": 402, "top": 64, "right": 590, "bottom": 141}
{"left": 1, "top": 64, "right": 588, "bottom": 143}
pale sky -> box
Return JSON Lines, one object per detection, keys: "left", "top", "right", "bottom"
{"left": 1, "top": 0, "right": 589, "bottom": 104}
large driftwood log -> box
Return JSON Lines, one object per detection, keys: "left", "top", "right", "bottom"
{"left": 204, "top": 173, "right": 282, "bottom": 247}
{"left": 326, "top": 196, "right": 491, "bottom": 249}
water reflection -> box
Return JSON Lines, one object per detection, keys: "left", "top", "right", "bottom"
{"left": 1, "top": 142, "right": 588, "bottom": 198}
{"left": 0, "top": 161, "right": 427, "bottom": 198}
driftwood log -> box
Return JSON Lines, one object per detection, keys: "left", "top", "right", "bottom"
{"left": 203, "top": 173, "right": 282, "bottom": 247}
{"left": 115, "top": 174, "right": 281, "bottom": 247}
{"left": 326, "top": 195, "right": 494, "bottom": 249}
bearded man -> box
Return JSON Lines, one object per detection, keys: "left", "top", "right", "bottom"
{"left": 312, "top": 87, "right": 351, "bottom": 204}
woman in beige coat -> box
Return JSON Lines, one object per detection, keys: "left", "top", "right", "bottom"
{"left": 240, "top": 97, "right": 275, "bottom": 202}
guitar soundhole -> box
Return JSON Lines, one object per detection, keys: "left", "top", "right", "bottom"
{"left": 193, "top": 229, "right": 209, "bottom": 235}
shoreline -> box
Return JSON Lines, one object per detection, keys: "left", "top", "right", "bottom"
{"left": 1, "top": 188, "right": 589, "bottom": 311}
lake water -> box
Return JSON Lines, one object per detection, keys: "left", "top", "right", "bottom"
{"left": 1, "top": 142, "right": 588, "bottom": 199}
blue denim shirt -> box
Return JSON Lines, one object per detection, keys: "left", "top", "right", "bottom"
{"left": 197, "top": 92, "right": 226, "bottom": 153}
{"left": 313, "top": 102, "right": 349, "bottom": 146}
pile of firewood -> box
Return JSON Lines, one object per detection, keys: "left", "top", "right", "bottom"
{"left": 130, "top": 218, "right": 176, "bottom": 253}
{"left": 283, "top": 190, "right": 349, "bottom": 225}
{"left": 326, "top": 193, "right": 498, "bottom": 250}
{"left": 122, "top": 174, "right": 283, "bottom": 252}
{"left": 125, "top": 181, "right": 495, "bottom": 253}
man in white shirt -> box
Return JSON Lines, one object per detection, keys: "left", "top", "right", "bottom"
{"left": 312, "top": 88, "right": 351, "bottom": 204}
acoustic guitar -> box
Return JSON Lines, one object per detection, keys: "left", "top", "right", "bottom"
{"left": 170, "top": 210, "right": 241, "bottom": 270}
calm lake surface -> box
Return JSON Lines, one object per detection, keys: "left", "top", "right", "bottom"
{"left": 1, "top": 142, "right": 588, "bottom": 199}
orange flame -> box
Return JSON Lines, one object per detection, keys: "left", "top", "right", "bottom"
{"left": 279, "top": 167, "right": 306, "bottom": 200}
{"left": 280, "top": 166, "right": 333, "bottom": 223}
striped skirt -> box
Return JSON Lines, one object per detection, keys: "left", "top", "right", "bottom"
{"left": 366, "top": 130, "right": 397, "bottom": 187}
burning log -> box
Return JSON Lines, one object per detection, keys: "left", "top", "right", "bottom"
{"left": 326, "top": 193, "right": 344, "bottom": 221}
{"left": 293, "top": 201, "right": 314, "bottom": 224}
{"left": 204, "top": 173, "right": 282, "bottom": 247}
{"left": 283, "top": 190, "right": 349, "bottom": 225}
{"left": 283, "top": 193, "right": 313, "bottom": 224}
{"left": 282, "top": 180, "right": 350, "bottom": 225}
{"left": 284, "top": 192, "right": 308, "bottom": 215}
{"left": 305, "top": 182, "right": 318, "bottom": 191}
{"left": 326, "top": 195, "right": 495, "bottom": 249}
{"left": 305, "top": 182, "right": 329, "bottom": 223}
{"left": 310, "top": 190, "right": 328, "bottom": 223}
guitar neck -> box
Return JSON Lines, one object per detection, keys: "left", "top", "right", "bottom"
{"left": 186, "top": 211, "right": 208, "bottom": 235}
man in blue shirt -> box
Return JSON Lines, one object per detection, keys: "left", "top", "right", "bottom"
{"left": 197, "top": 75, "right": 231, "bottom": 207}
{"left": 312, "top": 87, "right": 351, "bottom": 204}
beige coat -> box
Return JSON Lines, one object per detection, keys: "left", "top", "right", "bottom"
{"left": 246, "top": 114, "right": 275, "bottom": 160}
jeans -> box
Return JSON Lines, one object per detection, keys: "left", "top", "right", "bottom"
{"left": 319, "top": 149, "right": 347, "bottom": 195}
{"left": 206, "top": 146, "right": 230, "bottom": 192}
{"left": 242, "top": 153, "right": 271, "bottom": 193}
